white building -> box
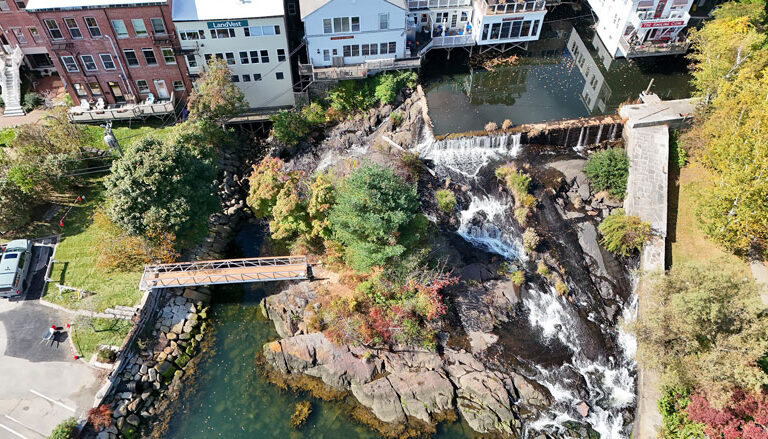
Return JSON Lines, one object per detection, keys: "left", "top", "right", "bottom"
{"left": 172, "top": 0, "right": 295, "bottom": 110}
{"left": 472, "top": 0, "right": 546, "bottom": 47}
{"left": 587, "top": 0, "right": 694, "bottom": 58}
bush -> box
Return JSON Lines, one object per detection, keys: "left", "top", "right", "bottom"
{"left": 669, "top": 130, "right": 687, "bottom": 170}
{"left": 485, "top": 121, "right": 498, "bottom": 132}
{"left": 0, "top": 128, "right": 15, "bottom": 146}
{"left": 87, "top": 404, "right": 113, "bottom": 430}
{"left": 328, "top": 79, "right": 378, "bottom": 114}
{"left": 555, "top": 280, "right": 569, "bottom": 295}
{"left": 536, "top": 261, "right": 550, "bottom": 277}
{"left": 270, "top": 110, "right": 310, "bottom": 145}
{"left": 22, "top": 92, "right": 42, "bottom": 112}
{"left": 511, "top": 270, "right": 525, "bottom": 287}
{"left": 514, "top": 207, "right": 529, "bottom": 226}
{"left": 49, "top": 417, "right": 77, "bottom": 439}
{"left": 495, "top": 164, "right": 532, "bottom": 207}
{"left": 374, "top": 71, "right": 418, "bottom": 105}
{"left": 502, "top": 119, "right": 513, "bottom": 130}
{"left": 583, "top": 148, "right": 629, "bottom": 199}
{"left": 522, "top": 228, "right": 540, "bottom": 254}
{"left": 96, "top": 347, "right": 117, "bottom": 363}
{"left": 104, "top": 137, "right": 218, "bottom": 243}
{"left": 390, "top": 111, "right": 403, "bottom": 126}
{"left": 435, "top": 189, "right": 456, "bottom": 213}
{"left": 658, "top": 387, "right": 706, "bottom": 439}
{"left": 301, "top": 102, "right": 327, "bottom": 125}
{"left": 597, "top": 209, "right": 652, "bottom": 256}
{"left": 329, "top": 164, "right": 423, "bottom": 272}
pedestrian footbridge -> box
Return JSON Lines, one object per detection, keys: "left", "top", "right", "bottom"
{"left": 139, "top": 256, "right": 310, "bottom": 291}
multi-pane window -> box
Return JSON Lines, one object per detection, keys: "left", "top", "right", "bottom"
{"left": 14, "top": 0, "right": 24, "bottom": 9}
{"left": 88, "top": 81, "right": 102, "bottom": 95}
{"left": 173, "top": 80, "right": 184, "bottom": 90}
{"left": 388, "top": 42, "right": 396, "bottom": 54}
{"left": 131, "top": 19, "right": 147, "bottom": 37}
{"left": 123, "top": 49, "right": 139, "bottom": 66}
{"left": 242, "top": 74, "right": 251, "bottom": 82}
{"left": 231, "top": 75, "right": 239, "bottom": 82}
{"left": 161, "top": 47, "right": 175, "bottom": 64}
{"left": 73, "top": 83, "right": 87, "bottom": 97}
{"left": 141, "top": 48, "right": 157, "bottom": 65}
{"left": 44, "top": 19, "right": 63, "bottom": 40}
{"left": 243, "top": 25, "right": 280, "bottom": 37}
{"left": 379, "top": 13, "right": 389, "bottom": 30}
{"left": 180, "top": 30, "right": 204, "bottom": 40}
{"left": 323, "top": 49, "right": 330, "bottom": 61}
{"left": 61, "top": 55, "right": 78, "bottom": 72}
{"left": 28, "top": 26, "right": 42, "bottom": 43}
{"left": 185, "top": 54, "right": 197, "bottom": 68}
{"left": 111, "top": 19, "right": 128, "bottom": 38}
{"left": 249, "top": 51, "right": 259, "bottom": 63}
{"left": 253, "top": 73, "right": 262, "bottom": 81}
{"left": 63, "top": 18, "right": 81, "bottom": 39}
{"left": 136, "top": 79, "right": 150, "bottom": 93}
{"left": 225, "top": 52, "right": 235, "bottom": 65}
{"left": 275, "top": 72, "right": 284, "bottom": 80}
{"left": 99, "top": 53, "right": 116, "bottom": 70}
{"left": 80, "top": 55, "right": 97, "bottom": 71}
{"left": 260, "top": 50, "right": 269, "bottom": 63}
{"left": 343, "top": 45, "right": 361, "bottom": 57}
{"left": 277, "top": 49, "right": 286, "bottom": 62}
{"left": 351, "top": 17, "right": 360, "bottom": 32}
{"left": 323, "top": 19, "right": 332, "bottom": 34}
{"left": 150, "top": 18, "right": 165, "bottom": 34}
{"left": 11, "top": 28, "right": 26, "bottom": 45}
{"left": 239, "top": 51, "right": 249, "bottom": 64}
{"left": 333, "top": 17, "right": 350, "bottom": 33}
{"left": 210, "top": 28, "right": 234, "bottom": 39}
{"left": 84, "top": 17, "right": 101, "bottom": 37}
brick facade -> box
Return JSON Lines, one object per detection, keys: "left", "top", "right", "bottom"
{"left": 0, "top": 0, "right": 53, "bottom": 70}
{"left": 25, "top": 1, "right": 191, "bottom": 106}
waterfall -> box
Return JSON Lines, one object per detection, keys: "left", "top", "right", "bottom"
{"left": 574, "top": 127, "right": 587, "bottom": 152}
{"left": 595, "top": 124, "right": 604, "bottom": 145}
{"left": 610, "top": 123, "right": 620, "bottom": 141}
{"left": 417, "top": 133, "right": 522, "bottom": 178}
{"left": 457, "top": 195, "right": 526, "bottom": 261}
{"left": 563, "top": 127, "right": 571, "bottom": 147}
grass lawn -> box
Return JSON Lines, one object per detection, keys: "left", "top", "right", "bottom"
{"left": 82, "top": 119, "right": 176, "bottom": 151}
{"left": 668, "top": 161, "right": 751, "bottom": 273}
{"left": 71, "top": 317, "right": 133, "bottom": 360}
{"left": 43, "top": 179, "right": 144, "bottom": 312}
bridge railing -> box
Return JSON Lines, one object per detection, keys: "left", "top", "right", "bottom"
{"left": 144, "top": 256, "right": 308, "bottom": 273}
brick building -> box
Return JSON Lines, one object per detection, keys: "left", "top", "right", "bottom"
{"left": 0, "top": 0, "right": 54, "bottom": 73}
{"left": 24, "top": 0, "right": 192, "bottom": 106}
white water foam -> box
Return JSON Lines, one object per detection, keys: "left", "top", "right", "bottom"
{"left": 457, "top": 195, "right": 526, "bottom": 261}
{"left": 417, "top": 133, "right": 522, "bottom": 178}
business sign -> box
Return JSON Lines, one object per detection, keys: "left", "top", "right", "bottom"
{"left": 640, "top": 20, "right": 685, "bottom": 28}
{"left": 330, "top": 35, "right": 354, "bottom": 40}
{"left": 207, "top": 20, "right": 248, "bottom": 29}
{"left": 502, "top": 16, "right": 524, "bottom": 21}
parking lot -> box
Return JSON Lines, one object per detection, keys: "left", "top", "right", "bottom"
{"left": 0, "top": 241, "right": 103, "bottom": 438}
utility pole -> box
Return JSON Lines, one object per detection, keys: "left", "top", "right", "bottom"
{"left": 102, "top": 121, "right": 122, "bottom": 157}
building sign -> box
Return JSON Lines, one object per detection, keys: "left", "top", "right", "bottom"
{"left": 640, "top": 20, "right": 685, "bottom": 28}
{"left": 502, "top": 16, "right": 524, "bottom": 21}
{"left": 207, "top": 20, "right": 248, "bottom": 29}
{"left": 330, "top": 35, "right": 354, "bottom": 40}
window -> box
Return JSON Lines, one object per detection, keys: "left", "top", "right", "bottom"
{"left": 225, "top": 52, "right": 235, "bottom": 65}
{"left": 244, "top": 26, "right": 260, "bottom": 36}
{"left": 161, "top": 47, "right": 175, "bottom": 64}
{"left": 249, "top": 50, "right": 259, "bottom": 63}
{"left": 44, "top": 19, "right": 63, "bottom": 40}
{"left": 99, "top": 53, "right": 116, "bottom": 70}
{"left": 63, "top": 18, "right": 81, "bottom": 39}
{"left": 123, "top": 49, "right": 139, "bottom": 66}
{"left": 379, "top": 13, "right": 389, "bottom": 30}
{"left": 10, "top": 28, "right": 26, "bottom": 45}
{"left": 253, "top": 73, "right": 262, "bottom": 81}
{"left": 287, "top": 3, "right": 296, "bottom": 15}
{"left": 436, "top": 12, "right": 448, "bottom": 23}
{"left": 88, "top": 81, "right": 102, "bottom": 95}
{"left": 510, "top": 20, "right": 522, "bottom": 38}
{"left": 333, "top": 17, "right": 350, "bottom": 33}
{"left": 150, "top": 17, "right": 165, "bottom": 34}
{"left": 136, "top": 79, "right": 150, "bottom": 93}
{"left": 369, "top": 43, "right": 378, "bottom": 55}
{"left": 262, "top": 25, "right": 275, "bottom": 36}
{"left": 323, "top": 19, "right": 332, "bottom": 34}
{"left": 180, "top": 30, "right": 204, "bottom": 40}
{"left": 73, "top": 83, "right": 87, "bottom": 97}
{"left": 173, "top": 80, "right": 184, "bottom": 90}
{"left": 84, "top": 17, "right": 101, "bottom": 37}
{"left": 14, "top": 0, "right": 24, "bottom": 9}
{"left": 210, "top": 28, "right": 235, "bottom": 38}
{"left": 131, "top": 19, "right": 147, "bottom": 37}
{"left": 276, "top": 72, "right": 284, "bottom": 80}
{"left": 204, "top": 54, "right": 212, "bottom": 63}
{"left": 276, "top": 49, "right": 286, "bottom": 62}
{"left": 111, "top": 19, "right": 128, "bottom": 38}
{"left": 61, "top": 55, "right": 78, "bottom": 72}
{"left": 260, "top": 49, "right": 269, "bottom": 63}
{"left": 214, "top": 53, "right": 223, "bottom": 60}
{"left": 141, "top": 48, "right": 157, "bottom": 65}
{"left": 28, "top": 26, "right": 42, "bottom": 43}
{"left": 351, "top": 17, "right": 360, "bottom": 32}
{"left": 530, "top": 20, "right": 540, "bottom": 37}
{"left": 242, "top": 74, "right": 251, "bottom": 82}
{"left": 521, "top": 20, "right": 531, "bottom": 37}
{"left": 490, "top": 22, "right": 501, "bottom": 39}
{"left": 239, "top": 51, "right": 249, "bottom": 64}
{"left": 185, "top": 54, "right": 197, "bottom": 68}
{"left": 500, "top": 21, "right": 511, "bottom": 39}
{"left": 323, "top": 49, "right": 330, "bottom": 61}
{"left": 231, "top": 75, "right": 240, "bottom": 83}
{"left": 461, "top": 12, "right": 468, "bottom": 21}
{"left": 80, "top": 55, "right": 97, "bottom": 71}
{"left": 388, "top": 42, "right": 396, "bottom": 54}
{"left": 0, "top": 1, "right": 8, "bottom": 11}
{"left": 379, "top": 43, "right": 387, "bottom": 54}
{"left": 362, "top": 44, "right": 369, "bottom": 56}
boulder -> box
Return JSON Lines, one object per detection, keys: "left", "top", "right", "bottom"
{"left": 262, "top": 282, "right": 317, "bottom": 338}
{"left": 126, "top": 414, "right": 140, "bottom": 426}
{"left": 576, "top": 401, "right": 590, "bottom": 418}
{"left": 388, "top": 370, "right": 454, "bottom": 423}
{"left": 351, "top": 378, "right": 406, "bottom": 424}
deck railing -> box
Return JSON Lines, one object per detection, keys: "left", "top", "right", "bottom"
{"left": 300, "top": 58, "right": 422, "bottom": 81}
{"left": 408, "top": 0, "right": 472, "bottom": 9}
{"left": 68, "top": 94, "right": 175, "bottom": 123}
{"left": 618, "top": 37, "right": 690, "bottom": 57}
{"left": 478, "top": 0, "right": 546, "bottom": 15}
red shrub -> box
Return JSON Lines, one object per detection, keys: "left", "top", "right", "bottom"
{"left": 87, "top": 404, "right": 113, "bottom": 430}
{"left": 687, "top": 389, "right": 768, "bottom": 439}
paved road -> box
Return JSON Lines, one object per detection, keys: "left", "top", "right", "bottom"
{"left": 0, "top": 238, "right": 102, "bottom": 438}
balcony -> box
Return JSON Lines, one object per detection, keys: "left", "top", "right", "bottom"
{"left": 68, "top": 94, "right": 175, "bottom": 123}
{"left": 618, "top": 36, "right": 690, "bottom": 57}
{"left": 408, "top": 0, "right": 471, "bottom": 9}
{"left": 418, "top": 34, "right": 475, "bottom": 55}
{"left": 478, "top": 0, "right": 546, "bottom": 15}
{"left": 299, "top": 58, "right": 422, "bottom": 81}
{"left": 628, "top": 11, "right": 690, "bottom": 31}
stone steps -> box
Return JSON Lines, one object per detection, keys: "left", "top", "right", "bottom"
{"left": 103, "top": 306, "right": 139, "bottom": 320}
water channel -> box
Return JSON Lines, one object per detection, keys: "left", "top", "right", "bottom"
{"left": 165, "top": 12, "right": 692, "bottom": 439}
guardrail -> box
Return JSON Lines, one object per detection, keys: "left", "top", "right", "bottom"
{"left": 408, "top": 0, "right": 471, "bottom": 8}
{"left": 300, "top": 57, "right": 422, "bottom": 81}
{"left": 479, "top": 0, "right": 546, "bottom": 14}
{"left": 619, "top": 37, "right": 690, "bottom": 57}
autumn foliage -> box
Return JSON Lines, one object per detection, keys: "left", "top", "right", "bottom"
{"left": 87, "top": 404, "right": 113, "bottom": 430}
{"left": 687, "top": 389, "right": 768, "bottom": 439}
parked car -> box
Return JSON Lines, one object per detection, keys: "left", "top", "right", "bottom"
{"left": 0, "top": 239, "right": 33, "bottom": 298}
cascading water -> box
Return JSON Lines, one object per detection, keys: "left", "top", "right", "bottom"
{"left": 415, "top": 129, "right": 635, "bottom": 438}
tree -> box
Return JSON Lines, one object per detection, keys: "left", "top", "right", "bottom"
{"left": 0, "top": 180, "right": 36, "bottom": 231}
{"left": 270, "top": 110, "right": 310, "bottom": 145}
{"left": 687, "top": 389, "right": 768, "bottom": 439}
{"left": 583, "top": 148, "right": 629, "bottom": 199}
{"left": 328, "top": 164, "right": 423, "bottom": 272}
{"left": 634, "top": 261, "right": 768, "bottom": 406}
{"left": 597, "top": 209, "right": 653, "bottom": 256}
{"left": 188, "top": 58, "right": 247, "bottom": 123}
{"left": 104, "top": 137, "right": 218, "bottom": 242}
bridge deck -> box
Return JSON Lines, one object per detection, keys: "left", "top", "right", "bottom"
{"left": 139, "top": 256, "right": 309, "bottom": 290}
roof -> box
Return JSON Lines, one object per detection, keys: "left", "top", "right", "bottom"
{"left": 299, "top": 0, "right": 406, "bottom": 19}
{"left": 172, "top": 0, "right": 286, "bottom": 21}
{"left": 25, "top": 0, "right": 165, "bottom": 11}
{"left": 3, "top": 240, "right": 29, "bottom": 252}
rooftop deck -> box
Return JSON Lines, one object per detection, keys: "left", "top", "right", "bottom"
{"left": 479, "top": 0, "right": 546, "bottom": 15}
{"left": 299, "top": 58, "right": 422, "bottom": 81}
{"left": 407, "top": 0, "right": 471, "bottom": 9}
{"left": 67, "top": 95, "right": 176, "bottom": 123}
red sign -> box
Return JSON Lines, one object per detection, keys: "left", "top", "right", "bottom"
{"left": 641, "top": 20, "right": 685, "bottom": 28}
{"left": 502, "top": 16, "right": 524, "bottom": 21}
{"left": 330, "top": 35, "right": 353, "bottom": 40}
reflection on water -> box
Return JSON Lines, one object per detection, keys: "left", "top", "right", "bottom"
{"left": 423, "top": 19, "right": 693, "bottom": 135}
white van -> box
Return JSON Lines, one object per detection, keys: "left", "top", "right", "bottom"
{"left": 0, "top": 239, "right": 33, "bottom": 298}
